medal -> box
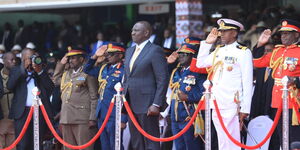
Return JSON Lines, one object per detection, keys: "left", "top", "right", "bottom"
{"left": 288, "top": 64, "right": 296, "bottom": 71}
{"left": 227, "top": 66, "right": 233, "bottom": 71}
{"left": 185, "top": 85, "right": 191, "bottom": 91}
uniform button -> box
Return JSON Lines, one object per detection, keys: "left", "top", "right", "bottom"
{"left": 66, "top": 101, "right": 69, "bottom": 103}
{"left": 81, "top": 106, "right": 84, "bottom": 109}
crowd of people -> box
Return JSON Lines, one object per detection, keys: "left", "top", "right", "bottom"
{"left": 0, "top": 4, "right": 300, "bottom": 150}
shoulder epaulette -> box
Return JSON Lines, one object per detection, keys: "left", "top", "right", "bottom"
{"left": 236, "top": 45, "right": 248, "bottom": 50}
{"left": 275, "top": 44, "right": 284, "bottom": 48}
{"left": 216, "top": 44, "right": 225, "bottom": 48}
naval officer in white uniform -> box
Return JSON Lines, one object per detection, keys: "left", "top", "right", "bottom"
{"left": 196, "top": 18, "right": 253, "bottom": 150}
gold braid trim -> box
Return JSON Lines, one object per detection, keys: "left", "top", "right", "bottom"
{"left": 194, "top": 96, "right": 205, "bottom": 136}
{"left": 289, "top": 85, "right": 300, "bottom": 126}
{"left": 207, "top": 45, "right": 222, "bottom": 80}
{"left": 169, "top": 67, "right": 181, "bottom": 121}
{"left": 60, "top": 71, "right": 72, "bottom": 100}
{"left": 269, "top": 47, "right": 283, "bottom": 78}
{"left": 98, "top": 64, "right": 108, "bottom": 100}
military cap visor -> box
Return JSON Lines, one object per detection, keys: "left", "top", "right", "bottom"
{"left": 217, "top": 18, "right": 244, "bottom": 31}
{"left": 278, "top": 19, "right": 300, "bottom": 32}
{"left": 106, "top": 43, "right": 126, "bottom": 53}
{"left": 66, "top": 49, "right": 86, "bottom": 57}
{"left": 177, "top": 43, "right": 197, "bottom": 54}
{"left": 184, "top": 37, "right": 201, "bottom": 45}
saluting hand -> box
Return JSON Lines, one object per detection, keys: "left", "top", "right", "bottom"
{"left": 60, "top": 55, "right": 68, "bottom": 65}
{"left": 95, "top": 45, "right": 108, "bottom": 57}
{"left": 257, "top": 29, "right": 272, "bottom": 47}
{"left": 205, "top": 27, "right": 219, "bottom": 44}
{"left": 167, "top": 51, "right": 178, "bottom": 64}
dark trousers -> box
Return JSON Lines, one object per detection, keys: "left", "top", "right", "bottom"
{"left": 98, "top": 119, "right": 124, "bottom": 150}
{"left": 128, "top": 113, "right": 160, "bottom": 150}
{"left": 171, "top": 121, "right": 203, "bottom": 150}
{"left": 14, "top": 107, "right": 46, "bottom": 150}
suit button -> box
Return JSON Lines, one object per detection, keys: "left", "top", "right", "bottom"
{"left": 81, "top": 106, "right": 84, "bottom": 108}
{"left": 66, "top": 101, "right": 69, "bottom": 103}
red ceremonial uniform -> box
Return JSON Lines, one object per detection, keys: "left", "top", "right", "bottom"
{"left": 253, "top": 44, "right": 300, "bottom": 108}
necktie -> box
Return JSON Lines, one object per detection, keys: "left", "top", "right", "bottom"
{"left": 130, "top": 47, "right": 141, "bottom": 72}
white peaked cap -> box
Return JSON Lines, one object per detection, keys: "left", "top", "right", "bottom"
{"left": 26, "top": 42, "right": 36, "bottom": 49}
{"left": 0, "top": 44, "right": 6, "bottom": 51}
{"left": 11, "top": 44, "right": 22, "bottom": 51}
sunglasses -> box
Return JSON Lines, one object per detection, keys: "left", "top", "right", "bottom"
{"left": 178, "top": 53, "right": 191, "bottom": 57}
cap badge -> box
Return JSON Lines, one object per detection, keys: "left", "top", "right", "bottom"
{"left": 282, "top": 21, "right": 288, "bottom": 26}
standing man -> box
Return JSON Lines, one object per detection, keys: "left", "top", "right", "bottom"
{"left": 169, "top": 43, "right": 206, "bottom": 150}
{"left": 53, "top": 48, "right": 98, "bottom": 150}
{"left": 7, "top": 48, "right": 54, "bottom": 150}
{"left": 253, "top": 19, "right": 300, "bottom": 148}
{"left": 83, "top": 42, "right": 128, "bottom": 150}
{"left": 123, "top": 21, "right": 169, "bottom": 150}
{"left": 0, "top": 52, "right": 17, "bottom": 149}
{"left": 196, "top": 18, "right": 253, "bottom": 150}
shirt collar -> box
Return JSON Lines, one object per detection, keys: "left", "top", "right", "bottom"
{"left": 225, "top": 41, "right": 238, "bottom": 47}
{"left": 136, "top": 39, "right": 149, "bottom": 50}
{"left": 73, "top": 66, "right": 82, "bottom": 74}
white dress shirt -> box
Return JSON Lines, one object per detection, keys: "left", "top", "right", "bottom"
{"left": 26, "top": 72, "right": 36, "bottom": 106}
{"left": 163, "top": 37, "right": 172, "bottom": 48}
{"left": 196, "top": 41, "right": 253, "bottom": 113}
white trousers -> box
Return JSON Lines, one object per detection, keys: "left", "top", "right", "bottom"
{"left": 212, "top": 109, "right": 241, "bottom": 150}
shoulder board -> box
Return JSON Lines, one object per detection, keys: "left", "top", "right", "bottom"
{"left": 216, "top": 44, "right": 225, "bottom": 48}
{"left": 275, "top": 44, "right": 284, "bottom": 48}
{"left": 236, "top": 45, "right": 248, "bottom": 50}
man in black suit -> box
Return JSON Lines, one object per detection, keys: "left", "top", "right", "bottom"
{"left": 161, "top": 28, "right": 176, "bottom": 51}
{"left": 123, "top": 21, "right": 169, "bottom": 150}
{"left": 7, "top": 48, "right": 54, "bottom": 150}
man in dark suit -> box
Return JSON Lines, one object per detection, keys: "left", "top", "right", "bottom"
{"left": 161, "top": 28, "right": 176, "bottom": 51}
{"left": 123, "top": 21, "right": 169, "bottom": 150}
{"left": 7, "top": 48, "right": 54, "bottom": 150}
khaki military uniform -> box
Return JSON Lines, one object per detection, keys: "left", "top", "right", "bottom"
{"left": 0, "top": 70, "right": 15, "bottom": 150}
{"left": 54, "top": 62, "right": 98, "bottom": 150}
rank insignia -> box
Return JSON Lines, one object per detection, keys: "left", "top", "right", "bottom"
{"left": 185, "top": 85, "right": 191, "bottom": 91}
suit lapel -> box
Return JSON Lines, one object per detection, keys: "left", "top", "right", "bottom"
{"left": 130, "top": 42, "right": 151, "bottom": 74}
{"left": 125, "top": 46, "right": 135, "bottom": 75}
